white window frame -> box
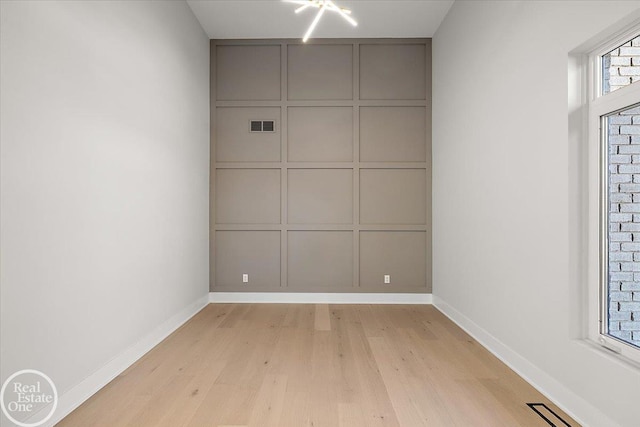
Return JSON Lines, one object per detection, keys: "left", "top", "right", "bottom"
{"left": 587, "top": 24, "right": 640, "bottom": 364}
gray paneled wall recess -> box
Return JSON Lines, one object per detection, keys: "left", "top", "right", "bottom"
{"left": 211, "top": 39, "right": 432, "bottom": 293}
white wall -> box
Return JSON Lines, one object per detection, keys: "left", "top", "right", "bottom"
{"left": 0, "top": 0, "right": 209, "bottom": 422}
{"left": 433, "top": 1, "right": 640, "bottom": 426}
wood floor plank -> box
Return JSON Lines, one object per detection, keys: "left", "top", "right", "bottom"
{"left": 247, "top": 374, "right": 288, "bottom": 427}
{"left": 282, "top": 304, "right": 315, "bottom": 329}
{"left": 58, "top": 304, "right": 581, "bottom": 427}
{"left": 154, "top": 359, "right": 227, "bottom": 427}
{"left": 314, "top": 303, "right": 331, "bottom": 331}
{"left": 185, "top": 383, "right": 254, "bottom": 427}
{"left": 338, "top": 402, "right": 367, "bottom": 427}
{"left": 125, "top": 373, "right": 196, "bottom": 427}
{"left": 344, "top": 318, "right": 401, "bottom": 427}
{"left": 277, "top": 390, "right": 312, "bottom": 426}
{"left": 368, "top": 336, "right": 430, "bottom": 427}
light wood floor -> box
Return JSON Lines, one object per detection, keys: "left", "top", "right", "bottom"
{"left": 58, "top": 304, "right": 578, "bottom": 426}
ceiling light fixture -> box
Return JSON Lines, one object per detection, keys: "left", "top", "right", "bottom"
{"left": 284, "top": 0, "right": 358, "bottom": 43}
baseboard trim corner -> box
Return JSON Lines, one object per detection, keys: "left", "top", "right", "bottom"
{"left": 432, "top": 295, "right": 616, "bottom": 427}
{"left": 209, "top": 292, "right": 432, "bottom": 304}
{"left": 46, "top": 294, "right": 209, "bottom": 427}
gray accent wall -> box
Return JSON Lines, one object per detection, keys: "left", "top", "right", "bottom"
{"left": 211, "top": 39, "right": 431, "bottom": 293}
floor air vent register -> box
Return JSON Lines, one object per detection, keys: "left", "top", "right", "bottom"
{"left": 526, "top": 403, "right": 572, "bottom": 427}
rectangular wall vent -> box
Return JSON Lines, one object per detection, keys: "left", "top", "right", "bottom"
{"left": 262, "top": 120, "right": 275, "bottom": 132}
{"left": 249, "top": 120, "right": 276, "bottom": 133}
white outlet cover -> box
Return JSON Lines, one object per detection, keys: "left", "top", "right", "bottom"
{"left": 384, "top": 275, "right": 391, "bottom": 284}
{"left": 242, "top": 274, "right": 249, "bottom": 283}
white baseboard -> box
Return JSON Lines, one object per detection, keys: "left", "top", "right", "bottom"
{"left": 433, "top": 295, "right": 617, "bottom": 427}
{"left": 45, "top": 294, "right": 209, "bottom": 427}
{"left": 209, "top": 292, "right": 432, "bottom": 304}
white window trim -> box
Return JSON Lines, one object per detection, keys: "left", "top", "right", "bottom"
{"left": 587, "top": 25, "right": 640, "bottom": 364}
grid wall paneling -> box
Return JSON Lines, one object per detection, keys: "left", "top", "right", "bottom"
{"left": 211, "top": 39, "right": 432, "bottom": 293}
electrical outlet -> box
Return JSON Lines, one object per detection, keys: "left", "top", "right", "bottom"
{"left": 242, "top": 274, "right": 249, "bottom": 283}
{"left": 384, "top": 274, "right": 391, "bottom": 284}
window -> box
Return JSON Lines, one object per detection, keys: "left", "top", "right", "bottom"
{"left": 588, "top": 28, "right": 640, "bottom": 362}
{"left": 602, "top": 35, "right": 640, "bottom": 95}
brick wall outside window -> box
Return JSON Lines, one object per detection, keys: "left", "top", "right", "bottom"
{"left": 603, "top": 37, "right": 640, "bottom": 94}
{"left": 607, "top": 36, "right": 640, "bottom": 346}
{"left": 608, "top": 108, "right": 640, "bottom": 347}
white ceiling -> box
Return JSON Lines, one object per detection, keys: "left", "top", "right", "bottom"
{"left": 186, "top": 1, "right": 454, "bottom": 39}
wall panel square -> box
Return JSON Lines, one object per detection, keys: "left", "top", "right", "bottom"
{"left": 288, "top": 169, "right": 353, "bottom": 224}
{"left": 288, "top": 231, "right": 353, "bottom": 288}
{"left": 215, "top": 231, "right": 280, "bottom": 287}
{"left": 288, "top": 45, "right": 353, "bottom": 100}
{"left": 360, "top": 232, "right": 426, "bottom": 288}
{"left": 360, "top": 107, "right": 426, "bottom": 162}
{"left": 216, "top": 107, "right": 281, "bottom": 162}
{"left": 360, "top": 44, "right": 426, "bottom": 100}
{"left": 288, "top": 107, "right": 353, "bottom": 162}
{"left": 216, "top": 45, "right": 281, "bottom": 100}
{"left": 360, "top": 169, "right": 426, "bottom": 224}
{"left": 216, "top": 169, "right": 281, "bottom": 224}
